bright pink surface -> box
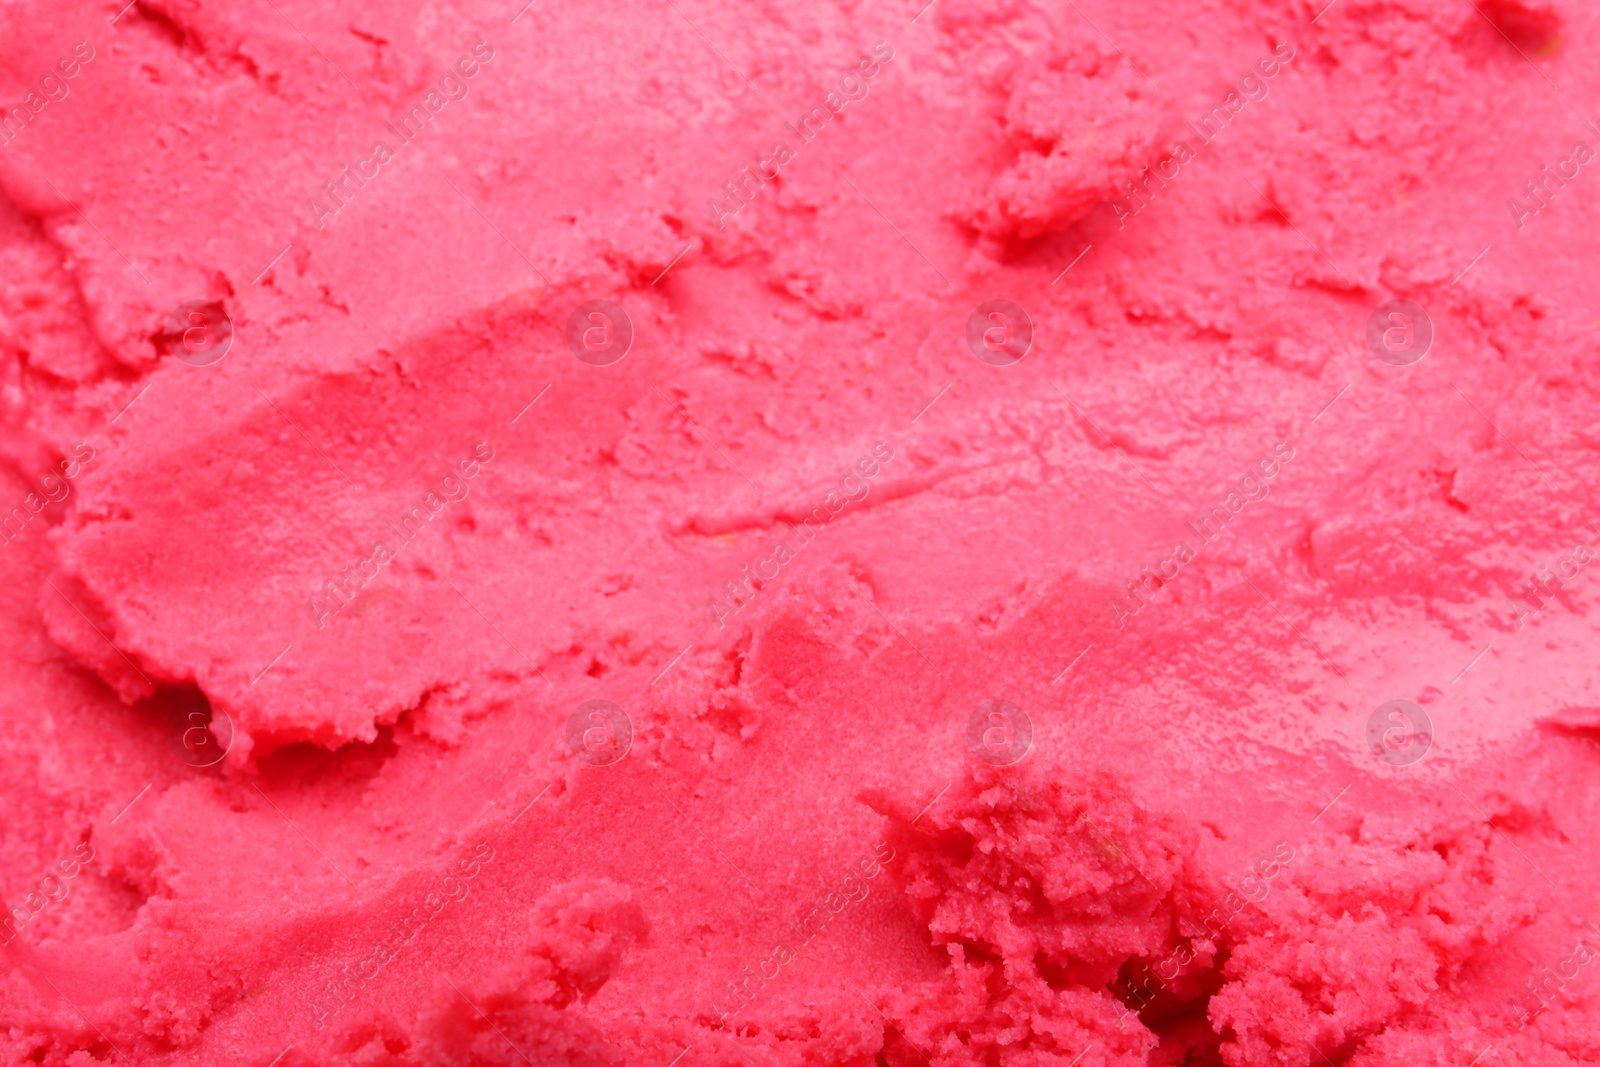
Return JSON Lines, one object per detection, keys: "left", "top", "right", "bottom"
{"left": 2, "top": 0, "right": 1599, "bottom": 1063}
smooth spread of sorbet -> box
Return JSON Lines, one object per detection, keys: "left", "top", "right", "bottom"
{"left": 3, "top": 0, "right": 1600, "bottom": 1063}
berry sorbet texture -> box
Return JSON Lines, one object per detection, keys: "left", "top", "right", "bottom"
{"left": 1, "top": 0, "right": 1599, "bottom": 1065}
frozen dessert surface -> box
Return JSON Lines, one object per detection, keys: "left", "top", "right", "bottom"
{"left": 2, "top": 0, "right": 1600, "bottom": 1063}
